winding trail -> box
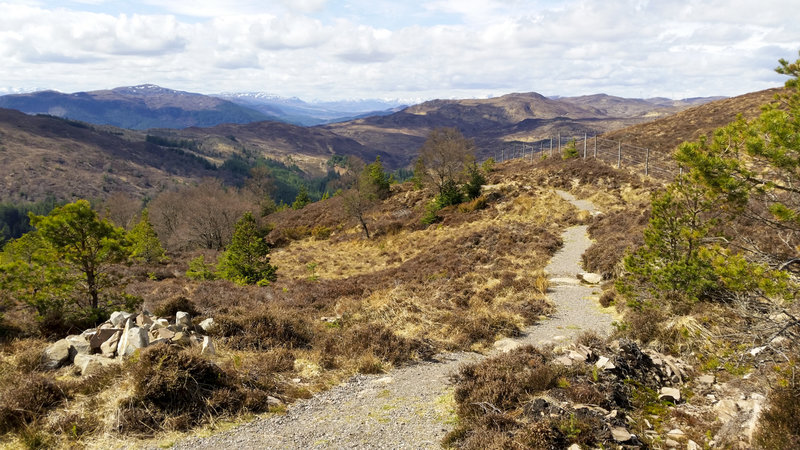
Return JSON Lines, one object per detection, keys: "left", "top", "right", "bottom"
{"left": 172, "top": 190, "right": 614, "bottom": 450}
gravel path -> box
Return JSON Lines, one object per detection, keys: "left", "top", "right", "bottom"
{"left": 172, "top": 190, "right": 614, "bottom": 449}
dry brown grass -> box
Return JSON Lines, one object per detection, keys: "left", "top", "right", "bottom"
{"left": 0, "top": 159, "right": 617, "bottom": 447}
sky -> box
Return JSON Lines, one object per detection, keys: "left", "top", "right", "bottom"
{"left": 1, "top": 0, "right": 799, "bottom": 102}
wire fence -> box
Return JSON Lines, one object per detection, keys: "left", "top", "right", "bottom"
{"left": 489, "top": 134, "right": 681, "bottom": 182}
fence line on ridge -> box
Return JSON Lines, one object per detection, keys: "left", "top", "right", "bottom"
{"left": 488, "top": 133, "right": 681, "bottom": 182}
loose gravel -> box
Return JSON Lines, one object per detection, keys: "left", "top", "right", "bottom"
{"left": 170, "top": 189, "right": 614, "bottom": 449}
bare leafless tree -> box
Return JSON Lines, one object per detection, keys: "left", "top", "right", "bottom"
{"left": 149, "top": 179, "right": 254, "bottom": 250}
{"left": 417, "top": 127, "right": 476, "bottom": 196}
{"left": 98, "top": 192, "right": 142, "bottom": 230}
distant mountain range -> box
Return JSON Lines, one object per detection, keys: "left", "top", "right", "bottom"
{"left": 215, "top": 92, "right": 407, "bottom": 126}
{"left": 0, "top": 85, "right": 275, "bottom": 130}
{"left": 0, "top": 85, "right": 407, "bottom": 129}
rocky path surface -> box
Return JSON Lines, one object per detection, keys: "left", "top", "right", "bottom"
{"left": 172, "top": 190, "right": 614, "bottom": 450}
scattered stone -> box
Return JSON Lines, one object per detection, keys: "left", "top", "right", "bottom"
{"left": 136, "top": 313, "right": 153, "bottom": 327}
{"left": 117, "top": 323, "right": 149, "bottom": 358}
{"left": 574, "top": 404, "right": 609, "bottom": 415}
{"left": 568, "top": 444, "right": 581, "bottom": 450}
{"left": 578, "top": 272, "right": 603, "bottom": 284}
{"left": 665, "top": 438, "right": 679, "bottom": 448}
{"left": 493, "top": 338, "right": 521, "bottom": 353}
{"left": 155, "top": 327, "right": 176, "bottom": 340}
{"left": 90, "top": 328, "right": 122, "bottom": 352}
{"left": 687, "top": 440, "right": 700, "bottom": 450}
{"left": 171, "top": 331, "right": 191, "bottom": 346}
{"left": 610, "top": 426, "right": 632, "bottom": 442}
{"left": 749, "top": 346, "right": 766, "bottom": 356}
{"left": 667, "top": 428, "right": 685, "bottom": 439}
{"left": 659, "top": 387, "right": 681, "bottom": 403}
{"left": 110, "top": 311, "right": 134, "bottom": 328}
{"left": 574, "top": 345, "right": 593, "bottom": 360}
{"left": 151, "top": 318, "right": 170, "bottom": 330}
{"left": 100, "top": 331, "right": 121, "bottom": 358}
{"left": 189, "top": 333, "right": 202, "bottom": 346}
{"left": 199, "top": 317, "right": 215, "bottom": 332}
{"left": 65, "top": 334, "right": 91, "bottom": 355}
{"left": 74, "top": 353, "right": 118, "bottom": 376}
{"left": 713, "top": 399, "right": 739, "bottom": 422}
{"left": 201, "top": 336, "right": 215, "bottom": 356}
{"left": 568, "top": 350, "right": 587, "bottom": 362}
{"left": 267, "top": 396, "right": 283, "bottom": 408}
{"left": 373, "top": 377, "right": 394, "bottom": 385}
{"left": 175, "top": 311, "right": 192, "bottom": 330}
{"left": 320, "top": 315, "right": 341, "bottom": 324}
{"left": 43, "top": 339, "right": 75, "bottom": 369}
{"left": 595, "top": 356, "right": 615, "bottom": 370}
{"left": 554, "top": 355, "right": 573, "bottom": 366}
{"left": 80, "top": 328, "right": 96, "bottom": 338}
{"left": 697, "top": 374, "right": 715, "bottom": 386}
{"left": 149, "top": 338, "right": 167, "bottom": 346}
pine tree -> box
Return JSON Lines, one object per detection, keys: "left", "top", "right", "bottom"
{"left": 463, "top": 162, "right": 486, "bottom": 200}
{"left": 292, "top": 186, "right": 311, "bottom": 210}
{"left": 365, "top": 156, "right": 391, "bottom": 200}
{"left": 216, "top": 212, "right": 277, "bottom": 285}
{"left": 29, "top": 200, "right": 128, "bottom": 310}
{"left": 128, "top": 209, "right": 166, "bottom": 263}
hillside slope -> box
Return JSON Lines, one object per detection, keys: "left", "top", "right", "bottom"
{"left": 601, "top": 88, "right": 783, "bottom": 163}
{"left": 0, "top": 108, "right": 223, "bottom": 202}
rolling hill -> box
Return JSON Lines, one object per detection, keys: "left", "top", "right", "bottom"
{"left": 322, "top": 92, "right": 721, "bottom": 166}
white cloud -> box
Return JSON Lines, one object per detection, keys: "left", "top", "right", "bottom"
{"left": 0, "top": 0, "right": 798, "bottom": 100}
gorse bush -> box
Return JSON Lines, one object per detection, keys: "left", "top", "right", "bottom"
{"left": 311, "top": 225, "right": 332, "bottom": 240}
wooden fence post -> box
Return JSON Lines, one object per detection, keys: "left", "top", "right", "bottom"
{"left": 617, "top": 142, "right": 621, "bottom": 169}
{"left": 594, "top": 135, "right": 597, "bottom": 158}
{"left": 583, "top": 133, "right": 587, "bottom": 159}
{"left": 645, "top": 148, "right": 650, "bottom": 176}
{"left": 558, "top": 133, "right": 561, "bottom": 156}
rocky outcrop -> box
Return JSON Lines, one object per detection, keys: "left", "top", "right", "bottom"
{"left": 42, "top": 310, "right": 217, "bottom": 375}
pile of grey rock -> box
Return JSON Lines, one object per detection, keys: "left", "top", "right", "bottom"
{"left": 42, "top": 310, "right": 216, "bottom": 375}
{"left": 547, "top": 340, "right": 697, "bottom": 447}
